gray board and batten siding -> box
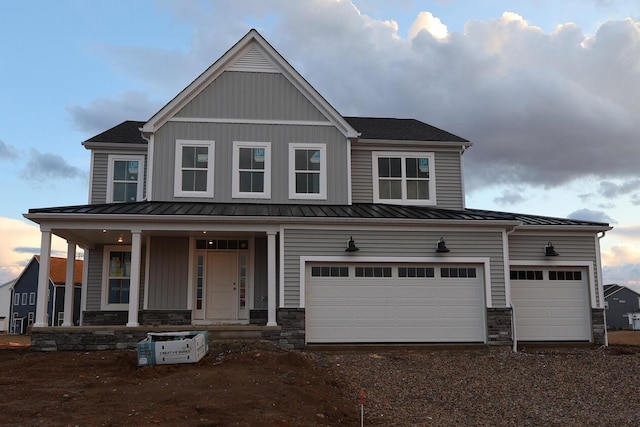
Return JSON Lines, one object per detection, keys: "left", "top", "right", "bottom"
{"left": 174, "top": 72, "right": 328, "bottom": 122}
{"left": 282, "top": 228, "right": 507, "bottom": 308}
{"left": 151, "top": 121, "right": 349, "bottom": 204}
{"left": 508, "top": 233, "right": 601, "bottom": 306}
{"left": 146, "top": 237, "right": 190, "bottom": 310}
{"left": 351, "top": 146, "right": 465, "bottom": 210}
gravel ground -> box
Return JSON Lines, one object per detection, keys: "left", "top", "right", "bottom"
{"left": 321, "top": 345, "right": 640, "bottom": 426}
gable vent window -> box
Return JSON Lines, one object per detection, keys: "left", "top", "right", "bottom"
{"left": 441, "top": 267, "right": 477, "bottom": 278}
{"left": 510, "top": 270, "right": 544, "bottom": 280}
{"left": 549, "top": 271, "right": 582, "bottom": 281}
{"left": 355, "top": 267, "right": 392, "bottom": 278}
{"left": 311, "top": 266, "right": 349, "bottom": 277}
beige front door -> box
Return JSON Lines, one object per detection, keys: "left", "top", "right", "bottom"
{"left": 206, "top": 252, "right": 238, "bottom": 320}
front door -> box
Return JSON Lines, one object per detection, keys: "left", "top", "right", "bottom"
{"left": 206, "top": 252, "right": 238, "bottom": 320}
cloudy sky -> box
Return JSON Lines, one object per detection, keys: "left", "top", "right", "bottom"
{"left": 0, "top": 0, "right": 638, "bottom": 290}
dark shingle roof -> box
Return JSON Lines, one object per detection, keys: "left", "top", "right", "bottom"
{"left": 27, "top": 201, "right": 609, "bottom": 227}
{"left": 84, "top": 118, "right": 468, "bottom": 145}
{"left": 84, "top": 120, "right": 146, "bottom": 144}
{"left": 344, "top": 117, "right": 468, "bottom": 142}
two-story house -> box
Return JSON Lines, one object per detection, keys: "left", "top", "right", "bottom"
{"left": 25, "top": 29, "right": 611, "bottom": 348}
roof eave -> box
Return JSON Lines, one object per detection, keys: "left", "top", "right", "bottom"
{"left": 355, "top": 138, "right": 472, "bottom": 148}
{"left": 513, "top": 224, "right": 613, "bottom": 232}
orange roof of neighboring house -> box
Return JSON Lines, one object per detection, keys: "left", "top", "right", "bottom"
{"left": 34, "top": 256, "right": 83, "bottom": 284}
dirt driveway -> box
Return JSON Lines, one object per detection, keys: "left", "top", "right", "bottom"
{"left": 0, "top": 333, "right": 638, "bottom": 426}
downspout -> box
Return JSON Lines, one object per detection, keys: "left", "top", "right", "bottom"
{"left": 460, "top": 146, "right": 467, "bottom": 210}
{"left": 139, "top": 129, "right": 153, "bottom": 201}
{"left": 597, "top": 230, "right": 608, "bottom": 347}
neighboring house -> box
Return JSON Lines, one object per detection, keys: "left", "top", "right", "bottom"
{"left": 604, "top": 284, "right": 640, "bottom": 330}
{"left": 25, "top": 29, "right": 611, "bottom": 347}
{"left": 0, "top": 279, "right": 16, "bottom": 333}
{"left": 9, "top": 256, "right": 83, "bottom": 334}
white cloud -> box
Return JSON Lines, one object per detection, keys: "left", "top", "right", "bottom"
{"left": 493, "top": 189, "right": 526, "bottom": 205}
{"left": 409, "top": 12, "right": 448, "bottom": 40}
{"left": 567, "top": 208, "right": 615, "bottom": 224}
{"left": 0, "top": 217, "right": 67, "bottom": 284}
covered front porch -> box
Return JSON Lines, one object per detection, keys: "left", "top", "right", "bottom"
{"left": 26, "top": 208, "right": 282, "bottom": 334}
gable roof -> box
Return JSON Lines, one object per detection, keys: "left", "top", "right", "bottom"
{"left": 34, "top": 256, "right": 84, "bottom": 284}
{"left": 141, "top": 29, "right": 359, "bottom": 139}
{"left": 345, "top": 117, "right": 469, "bottom": 143}
{"left": 604, "top": 284, "right": 640, "bottom": 299}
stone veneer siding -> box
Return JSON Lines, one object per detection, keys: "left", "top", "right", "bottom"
{"left": 83, "top": 310, "right": 191, "bottom": 326}
{"left": 486, "top": 307, "right": 513, "bottom": 346}
{"left": 591, "top": 308, "right": 606, "bottom": 345}
{"left": 277, "top": 308, "right": 305, "bottom": 349}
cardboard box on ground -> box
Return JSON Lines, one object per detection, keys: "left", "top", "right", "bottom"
{"left": 137, "top": 331, "right": 209, "bottom": 366}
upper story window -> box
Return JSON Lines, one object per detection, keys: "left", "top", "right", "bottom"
{"left": 107, "top": 155, "right": 145, "bottom": 203}
{"left": 174, "top": 140, "right": 215, "bottom": 198}
{"left": 232, "top": 141, "right": 271, "bottom": 199}
{"left": 372, "top": 152, "right": 436, "bottom": 206}
{"left": 289, "top": 143, "right": 326, "bottom": 200}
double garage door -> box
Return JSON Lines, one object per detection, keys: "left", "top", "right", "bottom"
{"left": 510, "top": 267, "right": 591, "bottom": 341}
{"left": 306, "top": 262, "right": 485, "bottom": 343}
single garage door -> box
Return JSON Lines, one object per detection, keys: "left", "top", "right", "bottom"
{"left": 306, "top": 263, "right": 485, "bottom": 343}
{"left": 510, "top": 268, "right": 591, "bottom": 341}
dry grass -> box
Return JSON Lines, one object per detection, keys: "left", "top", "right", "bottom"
{"left": 0, "top": 334, "right": 30, "bottom": 347}
{"left": 607, "top": 330, "right": 640, "bottom": 346}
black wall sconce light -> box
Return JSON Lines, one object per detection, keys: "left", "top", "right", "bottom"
{"left": 545, "top": 242, "right": 559, "bottom": 256}
{"left": 436, "top": 237, "right": 450, "bottom": 253}
{"left": 345, "top": 236, "right": 360, "bottom": 252}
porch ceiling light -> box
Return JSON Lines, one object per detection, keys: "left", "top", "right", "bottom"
{"left": 545, "top": 242, "right": 559, "bottom": 256}
{"left": 436, "top": 237, "right": 450, "bottom": 253}
{"left": 345, "top": 236, "right": 359, "bottom": 252}
{"left": 117, "top": 236, "right": 124, "bottom": 244}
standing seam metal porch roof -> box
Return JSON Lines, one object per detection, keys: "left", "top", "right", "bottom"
{"left": 27, "top": 201, "right": 610, "bottom": 227}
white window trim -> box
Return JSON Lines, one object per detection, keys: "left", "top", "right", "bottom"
{"left": 174, "top": 139, "right": 215, "bottom": 198}
{"left": 29, "top": 292, "right": 36, "bottom": 305}
{"left": 13, "top": 293, "right": 20, "bottom": 306}
{"left": 288, "top": 143, "right": 327, "bottom": 200}
{"left": 101, "top": 245, "right": 132, "bottom": 310}
{"left": 21, "top": 293, "right": 27, "bottom": 306}
{"left": 106, "top": 154, "right": 145, "bottom": 203}
{"left": 232, "top": 141, "right": 271, "bottom": 199}
{"left": 372, "top": 151, "right": 436, "bottom": 206}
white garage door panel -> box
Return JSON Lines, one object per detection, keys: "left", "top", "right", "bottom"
{"left": 306, "top": 263, "right": 485, "bottom": 343}
{"left": 511, "top": 269, "right": 590, "bottom": 341}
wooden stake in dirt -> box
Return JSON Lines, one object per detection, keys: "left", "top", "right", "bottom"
{"left": 360, "top": 388, "right": 365, "bottom": 426}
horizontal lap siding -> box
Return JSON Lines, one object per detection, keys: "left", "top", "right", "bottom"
{"left": 283, "top": 228, "right": 506, "bottom": 307}
{"left": 153, "top": 122, "right": 348, "bottom": 204}
{"left": 509, "top": 233, "right": 600, "bottom": 305}
{"left": 147, "top": 237, "right": 189, "bottom": 309}
{"left": 351, "top": 148, "right": 464, "bottom": 210}
{"left": 175, "top": 71, "right": 327, "bottom": 121}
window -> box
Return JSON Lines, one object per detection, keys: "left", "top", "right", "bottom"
{"left": 355, "top": 267, "right": 392, "bottom": 278}
{"left": 29, "top": 292, "right": 35, "bottom": 305}
{"left": 107, "top": 155, "right": 144, "bottom": 202}
{"left": 549, "top": 270, "right": 582, "bottom": 281}
{"left": 510, "top": 270, "right": 544, "bottom": 280}
{"left": 441, "top": 267, "right": 477, "bottom": 278}
{"left": 372, "top": 152, "right": 436, "bottom": 205}
{"left": 103, "top": 248, "right": 132, "bottom": 308}
{"left": 311, "top": 266, "right": 349, "bottom": 277}
{"left": 232, "top": 141, "right": 271, "bottom": 198}
{"left": 28, "top": 312, "right": 35, "bottom": 325}
{"left": 21, "top": 293, "right": 27, "bottom": 306}
{"left": 14, "top": 293, "right": 20, "bottom": 306}
{"left": 174, "top": 140, "right": 215, "bottom": 197}
{"left": 289, "top": 143, "right": 326, "bottom": 199}
{"left": 398, "top": 267, "right": 435, "bottom": 278}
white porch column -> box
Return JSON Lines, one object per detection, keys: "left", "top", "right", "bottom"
{"left": 34, "top": 228, "right": 52, "bottom": 327}
{"left": 62, "top": 242, "right": 76, "bottom": 327}
{"left": 127, "top": 230, "right": 142, "bottom": 327}
{"left": 267, "top": 231, "right": 277, "bottom": 326}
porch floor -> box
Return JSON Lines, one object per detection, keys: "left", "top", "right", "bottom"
{"left": 29, "top": 325, "right": 282, "bottom": 352}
